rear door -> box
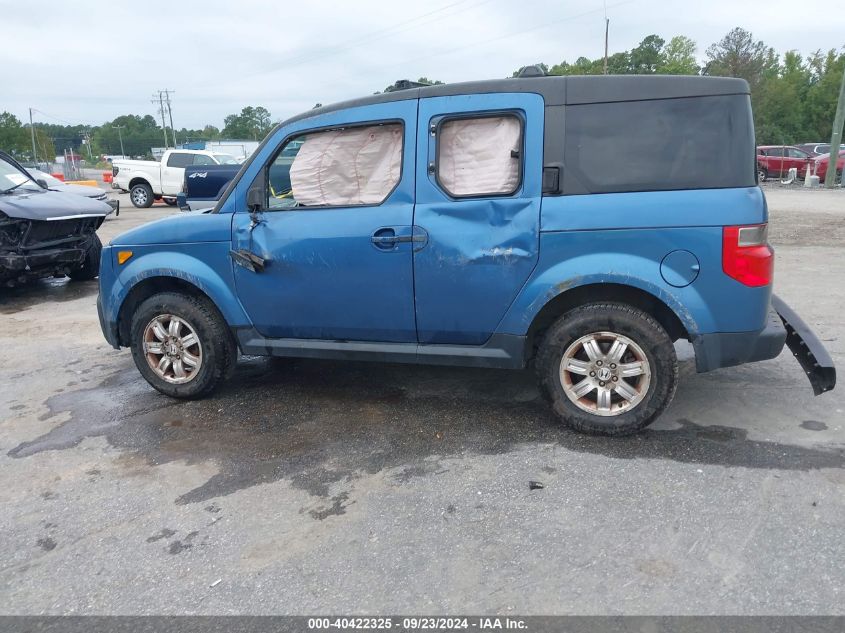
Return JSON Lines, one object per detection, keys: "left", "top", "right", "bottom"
{"left": 161, "top": 151, "right": 193, "bottom": 195}
{"left": 413, "top": 93, "right": 544, "bottom": 345}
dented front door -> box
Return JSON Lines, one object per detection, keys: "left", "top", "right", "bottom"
{"left": 413, "top": 93, "right": 545, "bottom": 345}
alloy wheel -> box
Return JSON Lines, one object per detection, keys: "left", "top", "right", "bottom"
{"left": 142, "top": 314, "right": 203, "bottom": 384}
{"left": 559, "top": 331, "right": 651, "bottom": 416}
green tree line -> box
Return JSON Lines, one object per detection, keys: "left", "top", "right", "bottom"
{"left": 0, "top": 106, "right": 275, "bottom": 161}
{"left": 2, "top": 26, "right": 843, "bottom": 161}
{"left": 515, "top": 27, "right": 845, "bottom": 144}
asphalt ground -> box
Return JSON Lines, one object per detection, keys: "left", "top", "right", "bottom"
{"left": 0, "top": 183, "right": 843, "bottom": 614}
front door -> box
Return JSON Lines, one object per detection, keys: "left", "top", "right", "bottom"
{"left": 413, "top": 93, "right": 545, "bottom": 345}
{"left": 231, "top": 101, "right": 418, "bottom": 342}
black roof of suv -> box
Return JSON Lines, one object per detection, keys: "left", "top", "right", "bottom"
{"left": 287, "top": 75, "right": 750, "bottom": 125}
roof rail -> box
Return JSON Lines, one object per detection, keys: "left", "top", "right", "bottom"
{"left": 385, "top": 79, "right": 432, "bottom": 92}
{"left": 516, "top": 65, "right": 547, "bottom": 78}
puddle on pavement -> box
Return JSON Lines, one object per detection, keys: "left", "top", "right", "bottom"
{"left": 0, "top": 278, "right": 99, "bottom": 314}
{"left": 8, "top": 357, "right": 844, "bottom": 506}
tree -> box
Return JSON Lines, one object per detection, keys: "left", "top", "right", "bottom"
{"left": 0, "top": 112, "right": 28, "bottom": 157}
{"left": 34, "top": 128, "right": 56, "bottom": 163}
{"left": 803, "top": 49, "right": 845, "bottom": 141}
{"left": 629, "top": 35, "right": 665, "bottom": 73}
{"left": 222, "top": 106, "right": 273, "bottom": 140}
{"left": 704, "top": 27, "right": 776, "bottom": 91}
{"left": 91, "top": 114, "right": 167, "bottom": 157}
{"left": 657, "top": 36, "right": 699, "bottom": 75}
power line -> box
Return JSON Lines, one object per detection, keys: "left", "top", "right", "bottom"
{"left": 240, "top": 0, "right": 497, "bottom": 81}
{"left": 389, "top": 0, "right": 638, "bottom": 70}
{"left": 29, "top": 108, "right": 99, "bottom": 127}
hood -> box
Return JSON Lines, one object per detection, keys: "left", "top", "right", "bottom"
{"left": 111, "top": 208, "right": 231, "bottom": 246}
{"left": 51, "top": 183, "right": 108, "bottom": 198}
{"left": 0, "top": 187, "right": 113, "bottom": 221}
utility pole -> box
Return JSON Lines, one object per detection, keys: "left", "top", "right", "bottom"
{"left": 152, "top": 91, "right": 169, "bottom": 148}
{"left": 83, "top": 129, "right": 93, "bottom": 160}
{"left": 112, "top": 125, "right": 126, "bottom": 157}
{"left": 163, "top": 89, "right": 176, "bottom": 147}
{"left": 29, "top": 108, "right": 37, "bottom": 162}
{"left": 824, "top": 61, "right": 845, "bottom": 188}
{"left": 603, "top": 18, "right": 609, "bottom": 75}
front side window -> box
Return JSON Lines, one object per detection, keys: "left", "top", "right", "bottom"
{"left": 436, "top": 115, "right": 522, "bottom": 197}
{"left": 563, "top": 95, "right": 756, "bottom": 194}
{"left": 265, "top": 123, "right": 403, "bottom": 210}
{"left": 166, "top": 152, "right": 193, "bottom": 168}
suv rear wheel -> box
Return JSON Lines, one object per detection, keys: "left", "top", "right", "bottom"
{"left": 535, "top": 303, "right": 678, "bottom": 435}
{"left": 129, "top": 292, "right": 237, "bottom": 398}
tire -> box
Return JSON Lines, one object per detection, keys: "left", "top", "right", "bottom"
{"left": 535, "top": 302, "right": 678, "bottom": 436}
{"left": 129, "top": 292, "right": 237, "bottom": 398}
{"left": 68, "top": 234, "right": 102, "bottom": 281}
{"left": 130, "top": 182, "right": 154, "bottom": 208}
{"left": 163, "top": 198, "right": 178, "bottom": 207}
{"left": 757, "top": 166, "right": 768, "bottom": 182}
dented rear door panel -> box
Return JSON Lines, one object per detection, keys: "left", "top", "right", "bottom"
{"left": 413, "top": 93, "right": 545, "bottom": 345}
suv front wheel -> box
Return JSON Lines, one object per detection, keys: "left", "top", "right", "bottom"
{"left": 129, "top": 292, "right": 237, "bottom": 398}
{"left": 535, "top": 303, "right": 678, "bottom": 435}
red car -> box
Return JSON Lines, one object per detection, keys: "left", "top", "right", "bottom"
{"left": 813, "top": 149, "right": 845, "bottom": 184}
{"left": 756, "top": 145, "right": 813, "bottom": 181}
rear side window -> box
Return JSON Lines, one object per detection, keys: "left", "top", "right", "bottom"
{"left": 192, "top": 154, "right": 216, "bottom": 166}
{"left": 563, "top": 95, "right": 755, "bottom": 194}
{"left": 166, "top": 153, "right": 194, "bottom": 168}
{"left": 436, "top": 115, "right": 522, "bottom": 197}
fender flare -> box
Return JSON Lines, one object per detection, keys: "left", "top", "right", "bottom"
{"left": 108, "top": 250, "right": 250, "bottom": 331}
{"left": 500, "top": 258, "right": 714, "bottom": 338}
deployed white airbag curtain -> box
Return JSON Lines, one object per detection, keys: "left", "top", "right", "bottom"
{"left": 438, "top": 116, "right": 521, "bottom": 196}
{"left": 290, "top": 124, "right": 403, "bottom": 206}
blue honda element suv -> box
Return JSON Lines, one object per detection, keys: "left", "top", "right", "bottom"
{"left": 97, "top": 75, "right": 836, "bottom": 435}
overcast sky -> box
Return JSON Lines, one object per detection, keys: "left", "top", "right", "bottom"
{"left": 2, "top": 0, "right": 843, "bottom": 130}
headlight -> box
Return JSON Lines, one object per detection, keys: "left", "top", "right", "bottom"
{"left": 95, "top": 193, "right": 108, "bottom": 200}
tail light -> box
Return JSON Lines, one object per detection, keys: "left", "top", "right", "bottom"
{"left": 112, "top": 166, "right": 119, "bottom": 176}
{"left": 722, "top": 224, "right": 773, "bottom": 287}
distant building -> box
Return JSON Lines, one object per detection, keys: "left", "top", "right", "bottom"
{"left": 178, "top": 140, "right": 260, "bottom": 161}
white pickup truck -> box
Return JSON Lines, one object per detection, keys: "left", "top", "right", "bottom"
{"left": 112, "top": 149, "right": 239, "bottom": 208}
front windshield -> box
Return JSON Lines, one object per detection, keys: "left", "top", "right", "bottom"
{"left": 29, "top": 169, "right": 64, "bottom": 187}
{"left": 0, "top": 156, "right": 41, "bottom": 193}
{"left": 213, "top": 154, "right": 239, "bottom": 165}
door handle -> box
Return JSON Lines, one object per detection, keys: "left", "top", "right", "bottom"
{"left": 371, "top": 227, "right": 427, "bottom": 250}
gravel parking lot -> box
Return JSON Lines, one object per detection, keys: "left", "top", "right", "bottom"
{"left": 1, "top": 184, "right": 843, "bottom": 614}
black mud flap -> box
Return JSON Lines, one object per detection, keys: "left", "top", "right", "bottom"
{"left": 771, "top": 294, "right": 836, "bottom": 395}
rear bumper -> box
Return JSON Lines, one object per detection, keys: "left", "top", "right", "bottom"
{"left": 771, "top": 294, "right": 836, "bottom": 395}
{"left": 693, "top": 306, "right": 786, "bottom": 373}
{"left": 692, "top": 295, "right": 835, "bottom": 395}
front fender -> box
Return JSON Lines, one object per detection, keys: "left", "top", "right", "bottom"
{"left": 102, "top": 243, "right": 250, "bottom": 328}
{"left": 497, "top": 252, "right": 711, "bottom": 337}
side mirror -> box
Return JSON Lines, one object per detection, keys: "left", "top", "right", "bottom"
{"left": 36, "top": 178, "right": 48, "bottom": 188}
{"left": 247, "top": 186, "right": 263, "bottom": 211}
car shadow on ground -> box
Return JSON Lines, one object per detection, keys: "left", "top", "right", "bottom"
{"left": 8, "top": 355, "right": 843, "bottom": 506}
{"left": 0, "top": 278, "right": 98, "bottom": 314}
